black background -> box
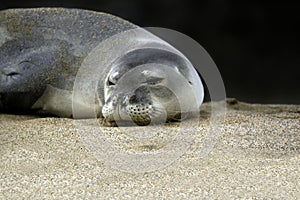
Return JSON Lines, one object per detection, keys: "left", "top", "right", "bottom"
{"left": 1, "top": 0, "right": 299, "bottom": 104}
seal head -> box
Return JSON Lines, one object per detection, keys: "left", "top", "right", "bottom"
{"left": 101, "top": 48, "right": 203, "bottom": 126}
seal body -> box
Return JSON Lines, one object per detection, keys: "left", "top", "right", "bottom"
{"left": 0, "top": 8, "right": 204, "bottom": 125}
{"left": 0, "top": 8, "right": 135, "bottom": 116}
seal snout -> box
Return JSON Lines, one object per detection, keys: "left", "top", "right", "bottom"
{"left": 126, "top": 101, "right": 153, "bottom": 126}
{"left": 102, "top": 86, "right": 166, "bottom": 126}
{"left": 102, "top": 95, "right": 153, "bottom": 126}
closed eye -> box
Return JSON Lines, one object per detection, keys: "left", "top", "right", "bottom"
{"left": 19, "top": 60, "right": 37, "bottom": 71}
{"left": 108, "top": 79, "right": 116, "bottom": 86}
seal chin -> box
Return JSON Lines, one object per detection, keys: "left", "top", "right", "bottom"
{"left": 102, "top": 96, "right": 118, "bottom": 122}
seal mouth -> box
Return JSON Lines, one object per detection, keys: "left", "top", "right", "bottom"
{"left": 6, "top": 71, "right": 19, "bottom": 76}
{"left": 0, "top": 69, "right": 21, "bottom": 88}
{"left": 5, "top": 72, "right": 21, "bottom": 81}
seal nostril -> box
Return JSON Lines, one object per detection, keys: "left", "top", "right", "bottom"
{"left": 129, "top": 95, "right": 138, "bottom": 104}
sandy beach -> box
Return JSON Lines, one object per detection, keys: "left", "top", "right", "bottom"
{"left": 0, "top": 99, "right": 299, "bottom": 199}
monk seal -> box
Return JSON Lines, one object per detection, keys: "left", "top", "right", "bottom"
{"left": 0, "top": 8, "right": 204, "bottom": 125}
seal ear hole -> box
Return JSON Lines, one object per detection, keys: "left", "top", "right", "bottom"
{"left": 144, "top": 76, "right": 164, "bottom": 85}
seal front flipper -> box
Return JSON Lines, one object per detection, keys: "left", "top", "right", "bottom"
{"left": 31, "top": 85, "right": 73, "bottom": 117}
{"left": 32, "top": 85, "right": 101, "bottom": 118}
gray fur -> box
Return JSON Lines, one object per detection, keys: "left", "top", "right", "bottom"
{"left": 0, "top": 8, "right": 203, "bottom": 125}
{"left": 0, "top": 8, "right": 135, "bottom": 112}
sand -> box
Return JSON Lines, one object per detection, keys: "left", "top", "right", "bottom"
{"left": 0, "top": 99, "right": 299, "bottom": 199}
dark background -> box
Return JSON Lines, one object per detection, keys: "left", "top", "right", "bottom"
{"left": 1, "top": 0, "right": 299, "bottom": 104}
